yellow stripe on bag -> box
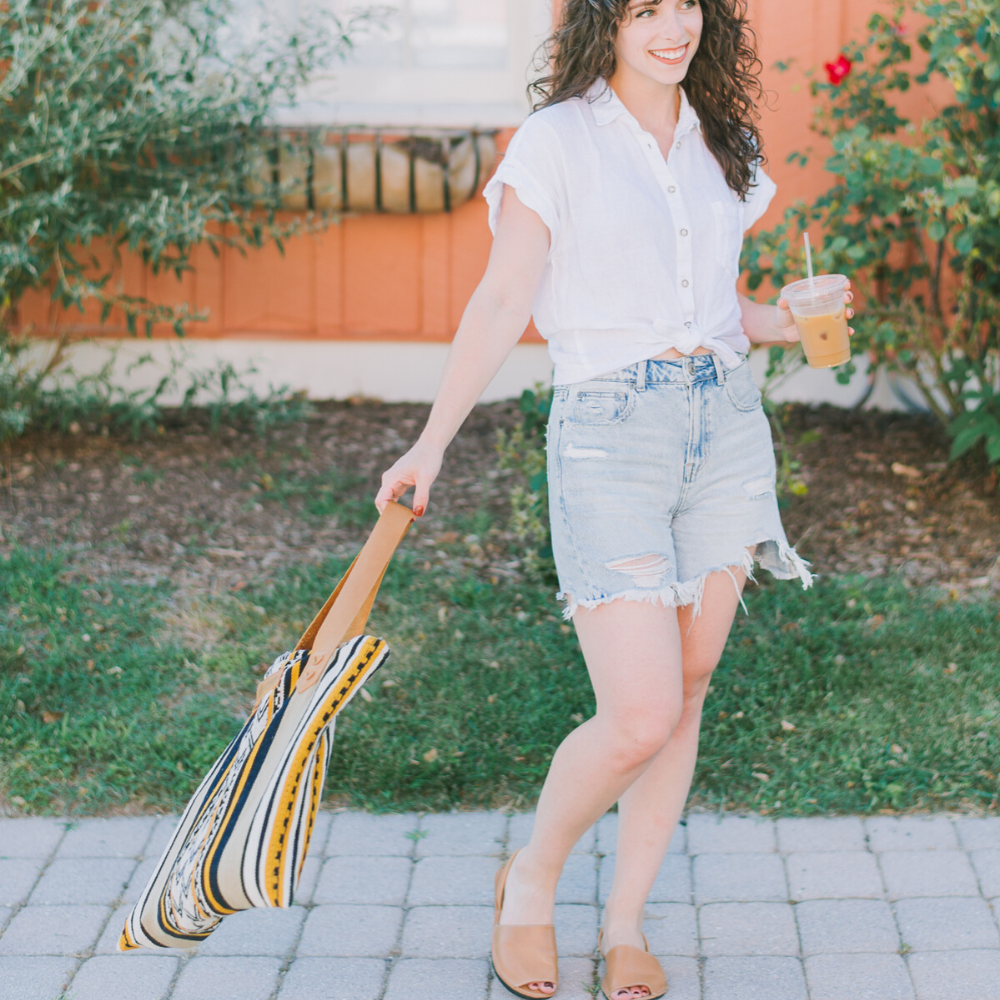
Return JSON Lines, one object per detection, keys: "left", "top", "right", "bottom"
{"left": 119, "top": 923, "right": 139, "bottom": 951}
{"left": 263, "top": 638, "right": 384, "bottom": 904}
{"left": 299, "top": 735, "right": 326, "bottom": 883}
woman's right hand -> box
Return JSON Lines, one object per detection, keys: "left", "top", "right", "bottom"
{"left": 375, "top": 439, "right": 444, "bottom": 516}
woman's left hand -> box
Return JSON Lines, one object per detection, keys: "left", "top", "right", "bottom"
{"left": 774, "top": 280, "right": 855, "bottom": 343}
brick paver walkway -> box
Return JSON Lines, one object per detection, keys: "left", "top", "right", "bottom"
{"left": 1, "top": 811, "right": 999, "bottom": 1000}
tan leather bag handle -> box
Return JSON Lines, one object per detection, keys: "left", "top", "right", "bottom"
{"left": 255, "top": 501, "right": 415, "bottom": 703}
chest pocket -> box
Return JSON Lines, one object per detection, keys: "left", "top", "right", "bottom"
{"left": 711, "top": 200, "right": 744, "bottom": 276}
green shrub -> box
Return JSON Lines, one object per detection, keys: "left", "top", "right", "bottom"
{"left": 0, "top": 0, "right": 373, "bottom": 332}
{"left": 495, "top": 385, "right": 556, "bottom": 584}
{"left": 0, "top": 0, "right": 377, "bottom": 442}
{"left": 745, "top": 0, "right": 1000, "bottom": 465}
{"left": 0, "top": 333, "right": 35, "bottom": 442}
{"left": 0, "top": 329, "right": 312, "bottom": 443}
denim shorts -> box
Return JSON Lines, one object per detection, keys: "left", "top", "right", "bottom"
{"left": 546, "top": 353, "right": 813, "bottom": 619}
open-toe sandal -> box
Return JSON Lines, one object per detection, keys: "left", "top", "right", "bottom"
{"left": 598, "top": 928, "right": 668, "bottom": 1000}
{"left": 491, "top": 850, "right": 558, "bottom": 1000}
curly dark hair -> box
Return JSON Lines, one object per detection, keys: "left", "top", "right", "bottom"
{"left": 529, "top": 0, "right": 766, "bottom": 199}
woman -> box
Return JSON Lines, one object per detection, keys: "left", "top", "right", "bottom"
{"left": 376, "top": 1, "right": 853, "bottom": 997}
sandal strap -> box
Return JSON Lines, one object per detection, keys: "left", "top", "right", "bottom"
{"left": 602, "top": 943, "right": 667, "bottom": 998}
{"left": 494, "top": 854, "right": 517, "bottom": 921}
{"left": 493, "top": 925, "right": 558, "bottom": 991}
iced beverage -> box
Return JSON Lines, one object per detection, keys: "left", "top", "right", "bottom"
{"left": 780, "top": 274, "right": 852, "bottom": 369}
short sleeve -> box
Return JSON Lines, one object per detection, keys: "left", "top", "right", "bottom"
{"left": 741, "top": 160, "right": 777, "bottom": 231}
{"left": 483, "top": 113, "right": 562, "bottom": 245}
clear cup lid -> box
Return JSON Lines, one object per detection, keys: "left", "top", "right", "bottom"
{"left": 781, "top": 274, "right": 848, "bottom": 307}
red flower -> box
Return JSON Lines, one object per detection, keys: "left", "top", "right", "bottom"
{"left": 824, "top": 53, "right": 852, "bottom": 86}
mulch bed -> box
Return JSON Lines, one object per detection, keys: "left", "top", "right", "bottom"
{"left": 2, "top": 401, "right": 998, "bottom": 602}
{"left": 778, "top": 405, "right": 999, "bottom": 591}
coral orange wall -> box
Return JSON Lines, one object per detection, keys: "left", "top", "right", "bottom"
{"left": 16, "top": 133, "right": 518, "bottom": 342}
{"left": 19, "top": 0, "right": 941, "bottom": 344}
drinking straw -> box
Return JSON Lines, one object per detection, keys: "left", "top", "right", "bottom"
{"left": 804, "top": 232, "right": 816, "bottom": 294}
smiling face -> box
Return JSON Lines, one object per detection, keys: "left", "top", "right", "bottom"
{"left": 613, "top": 0, "right": 704, "bottom": 88}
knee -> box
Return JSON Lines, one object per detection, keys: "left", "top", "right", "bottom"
{"left": 603, "top": 703, "right": 682, "bottom": 770}
{"left": 682, "top": 654, "right": 718, "bottom": 705}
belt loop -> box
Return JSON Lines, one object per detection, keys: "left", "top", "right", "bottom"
{"left": 635, "top": 359, "right": 647, "bottom": 392}
{"left": 712, "top": 353, "right": 726, "bottom": 385}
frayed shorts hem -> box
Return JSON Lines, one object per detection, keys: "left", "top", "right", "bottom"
{"left": 556, "top": 538, "right": 814, "bottom": 622}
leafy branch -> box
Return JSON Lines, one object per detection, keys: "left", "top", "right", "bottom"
{"left": 0, "top": 0, "right": 384, "bottom": 335}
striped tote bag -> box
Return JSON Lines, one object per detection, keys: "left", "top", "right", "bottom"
{"left": 121, "top": 501, "right": 414, "bottom": 951}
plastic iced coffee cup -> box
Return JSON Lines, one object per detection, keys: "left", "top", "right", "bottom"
{"left": 780, "top": 274, "right": 852, "bottom": 369}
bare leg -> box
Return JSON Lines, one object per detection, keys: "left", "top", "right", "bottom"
{"left": 600, "top": 566, "right": 749, "bottom": 999}
{"left": 497, "top": 599, "right": 686, "bottom": 994}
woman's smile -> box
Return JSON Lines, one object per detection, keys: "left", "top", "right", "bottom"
{"left": 649, "top": 43, "right": 689, "bottom": 65}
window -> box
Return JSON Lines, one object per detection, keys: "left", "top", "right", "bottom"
{"left": 282, "top": 0, "right": 552, "bottom": 127}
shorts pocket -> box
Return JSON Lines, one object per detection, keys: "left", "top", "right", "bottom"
{"left": 724, "top": 362, "right": 763, "bottom": 412}
{"left": 566, "top": 386, "right": 634, "bottom": 426}
{"left": 711, "top": 199, "right": 743, "bottom": 275}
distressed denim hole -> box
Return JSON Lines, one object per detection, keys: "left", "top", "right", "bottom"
{"left": 605, "top": 554, "right": 672, "bottom": 589}
{"left": 563, "top": 444, "right": 608, "bottom": 459}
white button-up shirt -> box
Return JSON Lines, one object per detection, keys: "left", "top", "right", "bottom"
{"left": 484, "top": 80, "right": 776, "bottom": 384}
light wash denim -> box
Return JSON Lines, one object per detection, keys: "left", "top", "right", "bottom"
{"left": 546, "top": 353, "right": 813, "bottom": 619}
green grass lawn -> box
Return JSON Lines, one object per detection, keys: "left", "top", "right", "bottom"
{"left": 2, "top": 536, "right": 998, "bottom": 816}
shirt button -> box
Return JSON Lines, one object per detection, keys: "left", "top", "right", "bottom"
{"left": 675, "top": 141, "right": 682, "bottom": 149}
{"left": 685, "top": 321, "right": 692, "bottom": 328}
{"left": 680, "top": 229, "right": 688, "bottom": 237}
{"left": 668, "top": 186, "right": 676, "bottom": 193}
{"left": 681, "top": 279, "right": 690, "bottom": 288}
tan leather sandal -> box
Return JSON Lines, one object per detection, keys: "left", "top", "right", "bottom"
{"left": 491, "top": 850, "right": 558, "bottom": 1000}
{"left": 598, "top": 928, "right": 668, "bottom": 1000}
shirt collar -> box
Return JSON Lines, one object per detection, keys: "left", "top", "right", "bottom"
{"left": 585, "top": 78, "right": 702, "bottom": 137}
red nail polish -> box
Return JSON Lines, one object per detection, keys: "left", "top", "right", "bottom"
{"left": 414, "top": 506, "right": 425, "bottom": 517}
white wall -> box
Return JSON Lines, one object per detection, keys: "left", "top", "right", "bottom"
{"left": 42, "top": 338, "right": 916, "bottom": 412}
